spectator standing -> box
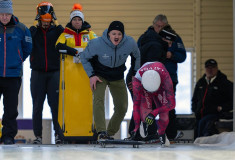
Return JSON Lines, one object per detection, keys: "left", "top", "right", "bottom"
{"left": 55, "top": 4, "right": 97, "bottom": 143}
{"left": 81, "top": 21, "right": 140, "bottom": 140}
{"left": 30, "top": 1, "right": 64, "bottom": 144}
{"left": 0, "top": 0, "right": 32, "bottom": 144}
{"left": 127, "top": 14, "right": 186, "bottom": 140}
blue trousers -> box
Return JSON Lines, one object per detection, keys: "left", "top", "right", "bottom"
{"left": 198, "top": 114, "right": 218, "bottom": 137}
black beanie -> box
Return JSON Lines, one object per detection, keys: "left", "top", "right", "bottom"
{"left": 108, "top": 21, "right": 125, "bottom": 35}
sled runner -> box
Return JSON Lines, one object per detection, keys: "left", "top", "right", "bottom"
{"left": 98, "top": 139, "right": 144, "bottom": 148}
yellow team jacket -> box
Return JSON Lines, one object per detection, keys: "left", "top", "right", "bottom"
{"left": 56, "top": 26, "right": 97, "bottom": 50}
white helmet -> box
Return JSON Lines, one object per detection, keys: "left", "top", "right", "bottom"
{"left": 141, "top": 70, "right": 161, "bottom": 92}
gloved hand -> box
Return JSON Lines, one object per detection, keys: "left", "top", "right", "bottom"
{"left": 145, "top": 113, "right": 155, "bottom": 125}
{"left": 52, "top": 12, "right": 57, "bottom": 20}
{"left": 52, "top": 12, "right": 59, "bottom": 26}
{"left": 33, "top": 14, "right": 40, "bottom": 27}
{"left": 35, "top": 14, "right": 40, "bottom": 21}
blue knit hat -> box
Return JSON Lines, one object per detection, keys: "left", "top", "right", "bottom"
{"left": 0, "top": 0, "right": 13, "bottom": 14}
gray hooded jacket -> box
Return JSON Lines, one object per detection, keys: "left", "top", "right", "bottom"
{"left": 81, "top": 29, "right": 140, "bottom": 81}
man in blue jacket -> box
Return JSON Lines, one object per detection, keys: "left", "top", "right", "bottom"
{"left": 0, "top": 0, "right": 32, "bottom": 144}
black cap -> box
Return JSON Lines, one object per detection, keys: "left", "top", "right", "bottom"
{"left": 205, "top": 59, "right": 217, "bottom": 68}
{"left": 108, "top": 21, "right": 124, "bottom": 35}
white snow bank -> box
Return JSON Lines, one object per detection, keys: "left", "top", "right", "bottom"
{"left": 194, "top": 132, "right": 235, "bottom": 147}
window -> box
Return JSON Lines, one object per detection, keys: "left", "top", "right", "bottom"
{"left": 175, "top": 51, "right": 192, "bottom": 114}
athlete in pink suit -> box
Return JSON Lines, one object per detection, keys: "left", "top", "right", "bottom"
{"left": 131, "top": 62, "right": 175, "bottom": 146}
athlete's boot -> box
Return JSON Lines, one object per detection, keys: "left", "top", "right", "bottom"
{"left": 159, "top": 133, "right": 170, "bottom": 147}
{"left": 98, "top": 131, "right": 114, "bottom": 140}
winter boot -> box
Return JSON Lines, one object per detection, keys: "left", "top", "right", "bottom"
{"left": 97, "top": 131, "right": 114, "bottom": 140}
{"left": 33, "top": 136, "right": 42, "bottom": 144}
{"left": 159, "top": 134, "right": 170, "bottom": 147}
{"left": 55, "top": 134, "right": 62, "bottom": 144}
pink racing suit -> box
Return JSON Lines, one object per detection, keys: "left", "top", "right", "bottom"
{"left": 132, "top": 62, "right": 175, "bottom": 135}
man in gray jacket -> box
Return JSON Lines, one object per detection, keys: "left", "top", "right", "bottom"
{"left": 81, "top": 21, "right": 140, "bottom": 140}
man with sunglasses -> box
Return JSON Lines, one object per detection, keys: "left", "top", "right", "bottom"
{"left": 29, "top": 1, "right": 64, "bottom": 144}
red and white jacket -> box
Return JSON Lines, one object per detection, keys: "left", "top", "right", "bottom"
{"left": 132, "top": 62, "right": 175, "bottom": 131}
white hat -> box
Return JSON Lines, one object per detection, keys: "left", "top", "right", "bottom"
{"left": 70, "top": 10, "right": 84, "bottom": 22}
{"left": 141, "top": 70, "right": 161, "bottom": 92}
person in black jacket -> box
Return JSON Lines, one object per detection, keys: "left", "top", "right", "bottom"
{"left": 126, "top": 14, "right": 186, "bottom": 141}
{"left": 192, "top": 59, "right": 233, "bottom": 138}
{"left": 126, "top": 15, "right": 168, "bottom": 141}
{"left": 29, "top": 2, "right": 64, "bottom": 144}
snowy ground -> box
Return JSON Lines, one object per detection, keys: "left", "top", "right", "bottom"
{"left": 0, "top": 143, "right": 234, "bottom": 160}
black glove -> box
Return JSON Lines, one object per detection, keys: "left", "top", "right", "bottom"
{"left": 52, "top": 12, "right": 57, "bottom": 20}
{"left": 35, "top": 14, "right": 40, "bottom": 21}
{"left": 145, "top": 113, "right": 155, "bottom": 125}
{"left": 52, "top": 12, "right": 59, "bottom": 26}
{"left": 56, "top": 43, "right": 77, "bottom": 56}
{"left": 33, "top": 14, "right": 40, "bottom": 27}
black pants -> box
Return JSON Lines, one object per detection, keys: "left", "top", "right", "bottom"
{"left": 31, "top": 70, "right": 60, "bottom": 137}
{"left": 165, "top": 108, "right": 177, "bottom": 139}
{"left": 165, "top": 82, "right": 177, "bottom": 139}
{"left": 126, "top": 72, "right": 177, "bottom": 139}
{"left": 0, "top": 77, "right": 21, "bottom": 141}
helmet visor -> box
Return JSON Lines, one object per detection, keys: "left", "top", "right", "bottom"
{"left": 38, "top": 6, "right": 53, "bottom": 15}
